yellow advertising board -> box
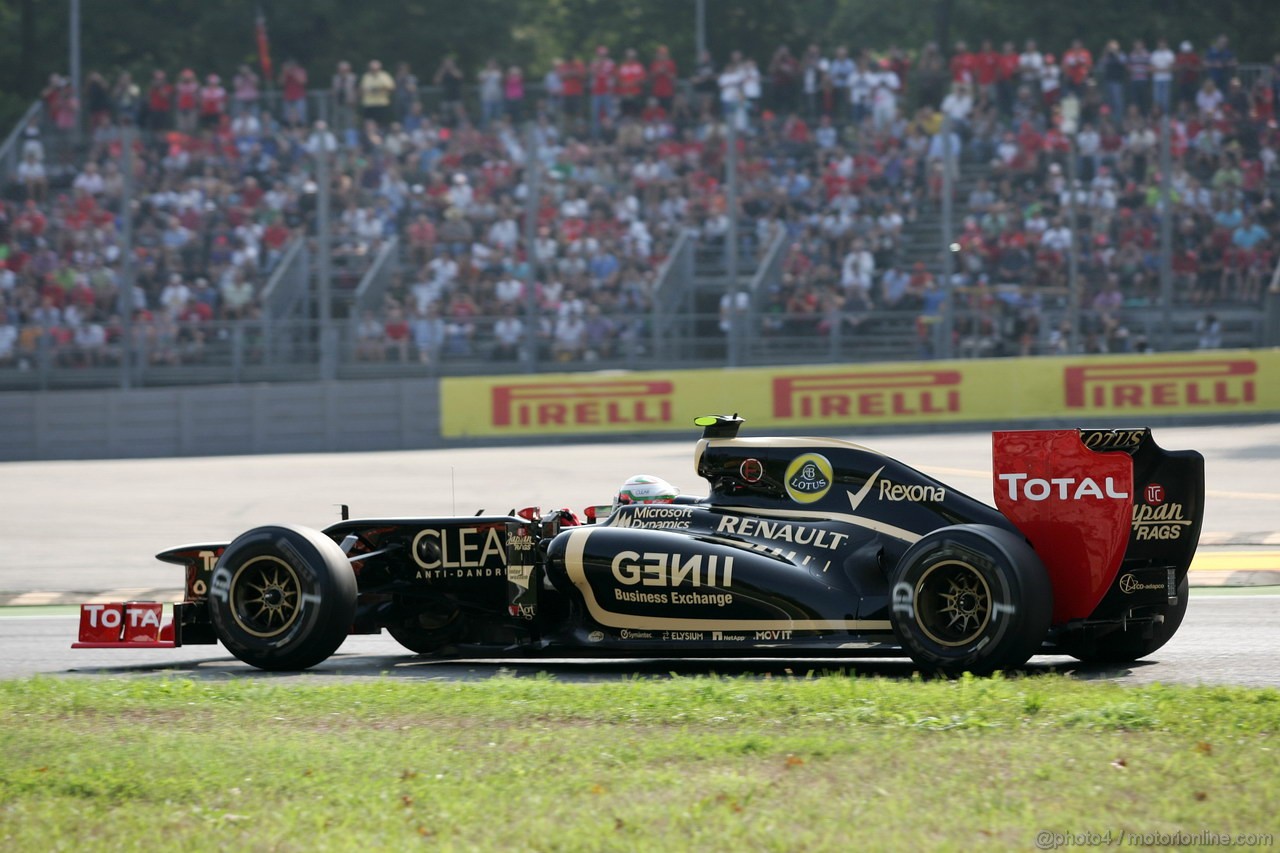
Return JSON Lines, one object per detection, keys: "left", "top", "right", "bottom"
{"left": 439, "top": 350, "right": 1280, "bottom": 438}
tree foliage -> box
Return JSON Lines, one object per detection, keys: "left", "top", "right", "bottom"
{"left": 1, "top": 0, "right": 1276, "bottom": 128}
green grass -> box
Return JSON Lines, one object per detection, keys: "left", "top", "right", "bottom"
{"left": 1, "top": 675, "right": 1277, "bottom": 851}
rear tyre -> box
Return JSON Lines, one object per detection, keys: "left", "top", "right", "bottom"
{"left": 889, "top": 524, "right": 1052, "bottom": 676}
{"left": 208, "top": 525, "right": 357, "bottom": 671}
{"left": 1060, "top": 576, "right": 1189, "bottom": 664}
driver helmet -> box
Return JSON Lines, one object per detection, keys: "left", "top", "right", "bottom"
{"left": 614, "top": 474, "right": 680, "bottom": 508}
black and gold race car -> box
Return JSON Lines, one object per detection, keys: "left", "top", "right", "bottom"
{"left": 75, "top": 416, "right": 1204, "bottom": 674}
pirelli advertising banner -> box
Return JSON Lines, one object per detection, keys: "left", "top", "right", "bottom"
{"left": 439, "top": 349, "right": 1280, "bottom": 438}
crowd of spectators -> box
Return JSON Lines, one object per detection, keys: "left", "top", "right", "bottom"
{"left": 3, "top": 34, "right": 1278, "bottom": 372}
{"left": 3, "top": 104, "right": 306, "bottom": 370}
{"left": 937, "top": 35, "right": 1279, "bottom": 356}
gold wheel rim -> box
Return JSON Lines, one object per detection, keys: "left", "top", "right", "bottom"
{"left": 230, "top": 555, "right": 303, "bottom": 639}
{"left": 914, "top": 559, "right": 992, "bottom": 647}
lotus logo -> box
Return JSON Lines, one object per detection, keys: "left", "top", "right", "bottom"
{"left": 1118, "top": 573, "right": 1164, "bottom": 594}
{"left": 784, "top": 453, "right": 833, "bottom": 504}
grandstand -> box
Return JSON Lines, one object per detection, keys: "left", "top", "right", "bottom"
{"left": 2, "top": 39, "right": 1278, "bottom": 392}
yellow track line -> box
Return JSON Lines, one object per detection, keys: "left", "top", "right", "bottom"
{"left": 1191, "top": 551, "right": 1280, "bottom": 572}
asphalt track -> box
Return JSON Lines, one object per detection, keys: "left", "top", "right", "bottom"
{"left": 0, "top": 589, "right": 1274, "bottom": 685}
{"left": 2, "top": 422, "right": 1279, "bottom": 684}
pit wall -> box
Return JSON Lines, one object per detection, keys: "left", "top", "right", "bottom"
{"left": 0, "top": 380, "right": 441, "bottom": 461}
{"left": 2, "top": 351, "right": 1276, "bottom": 461}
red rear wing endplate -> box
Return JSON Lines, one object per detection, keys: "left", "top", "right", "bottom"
{"left": 993, "top": 430, "right": 1133, "bottom": 623}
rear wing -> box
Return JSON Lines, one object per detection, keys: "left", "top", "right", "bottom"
{"left": 993, "top": 429, "right": 1204, "bottom": 624}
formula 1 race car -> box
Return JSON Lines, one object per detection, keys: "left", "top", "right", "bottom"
{"left": 74, "top": 416, "right": 1204, "bottom": 675}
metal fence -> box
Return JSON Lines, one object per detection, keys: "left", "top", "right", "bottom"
{"left": 260, "top": 239, "right": 310, "bottom": 323}
{"left": 0, "top": 301, "right": 1268, "bottom": 393}
{"left": 0, "top": 101, "right": 44, "bottom": 183}
{"left": 649, "top": 230, "right": 696, "bottom": 359}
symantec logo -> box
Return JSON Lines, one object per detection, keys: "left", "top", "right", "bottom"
{"left": 492, "top": 380, "right": 674, "bottom": 428}
{"left": 772, "top": 370, "right": 962, "bottom": 420}
{"left": 1064, "top": 360, "right": 1257, "bottom": 410}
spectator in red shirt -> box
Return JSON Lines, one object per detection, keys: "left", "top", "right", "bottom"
{"left": 768, "top": 44, "right": 801, "bottom": 114}
{"left": 781, "top": 113, "right": 811, "bottom": 152}
{"left": 886, "top": 45, "right": 912, "bottom": 97}
{"left": 175, "top": 68, "right": 199, "bottom": 133}
{"left": 649, "top": 45, "right": 677, "bottom": 112}
{"left": 504, "top": 65, "right": 525, "bottom": 123}
{"left": 280, "top": 59, "right": 309, "bottom": 128}
{"left": 950, "top": 40, "right": 976, "bottom": 85}
{"left": 262, "top": 217, "right": 292, "bottom": 269}
{"left": 406, "top": 212, "right": 437, "bottom": 266}
{"left": 1175, "top": 41, "right": 1202, "bottom": 107}
{"left": 1173, "top": 246, "right": 1199, "bottom": 300}
{"left": 15, "top": 199, "right": 47, "bottom": 239}
{"left": 1062, "top": 39, "right": 1093, "bottom": 96}
{"left": 617, "top": 48, "right": 646, "bottom": 117}
{"left": 589, "top": 45, "right": 616, "bottom": 137}
{"left": 974, "top": 39, "right": 1000, "bottom": 104}
{"left": 640, "top": 97, "right": 668, "bottom": 126}
{"left": 145, "top": 69, "right": 173, "bottom": 131}
{"left": 1017, "top": 121, "right": 1044, "bottom": 170}
{"left": 84, "top": 71, "right": 113, "bottom": 130}
{"left": 996, "top": 41, "right": 1020, "bottom": 116}
{"left": 384, "top": 304, "right": 411, "bottom": 362}
{"left": 198, "top": 74, "right": 227, "bottom": 130}
{"left": 1252, "top": 76, "right": 1275, "bottom": 124}
{"left": 559, "top": 56, "right": 586, "bottom": 119}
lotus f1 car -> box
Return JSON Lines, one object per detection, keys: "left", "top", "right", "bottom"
{"left": 75, "top": 417, "right": 1204, "bottom": 674}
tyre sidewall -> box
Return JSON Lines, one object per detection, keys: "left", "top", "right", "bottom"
{"left": 209, "top": 525, "right": 356, "bottom": 670}
{"left": 890, "top": 525, "right": 1051, "bottom": 674}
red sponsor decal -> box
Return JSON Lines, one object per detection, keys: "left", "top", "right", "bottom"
{"left": 1145, "top": 483, "right": 1165, "bottom": 505}
{"left": 739, "top": 459, "right": 764, "bottom": 483}
{"left": 772, "top": 370, "right": 962, "bottom": 420}
{"left": 1063, "top": 360, "right": 1256, "bottom": 410}
{"left": 76, "top": 602, "right": 165, "bottom": 644}
{"left": 491, "top": 380, "right": 674, "bottom": 428}
{"left": 994, "top": 431, "right": 1133, "bottom": 623}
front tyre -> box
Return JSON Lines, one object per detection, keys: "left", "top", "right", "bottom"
{"left": 889, "top": 525, "right": 1052, "bottom": 675}
{"left": 209, "top": 525, "right": 357, "bottom": 671}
